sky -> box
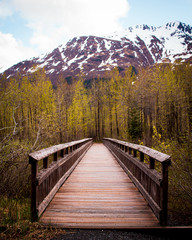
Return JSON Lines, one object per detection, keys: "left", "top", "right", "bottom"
{"left": 0, "top": 0, "right": 192, "bottom": 72}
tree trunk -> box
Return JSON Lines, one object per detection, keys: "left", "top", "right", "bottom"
{"left": 115, "top": 103, "right": 119, "bottom": 137}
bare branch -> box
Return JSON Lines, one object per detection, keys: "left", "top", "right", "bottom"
{"left": 12, "top": 105, "right": 20, "bottom": 135}
{"left": 0, "top": 126, "right": 15, "bottom": 131}
{"left": 30, "top": 122, "right": 42, "bottom": 152}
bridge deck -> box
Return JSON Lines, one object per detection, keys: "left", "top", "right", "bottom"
{"left": 40, "top": 143, "right": 160, "bottom": 228}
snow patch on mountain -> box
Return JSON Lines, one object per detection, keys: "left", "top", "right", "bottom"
{"left": 102, "top": 21, "right": 192, "bottom": 63}
{"left": 2, "top": 21, "right": 192, "bottom": 86}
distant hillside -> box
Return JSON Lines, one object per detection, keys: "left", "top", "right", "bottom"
{"left": 1, "top": 21, "right": 192, "bottom": 86}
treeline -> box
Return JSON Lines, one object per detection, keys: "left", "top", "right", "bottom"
{"left": 1, "top": 63, "right": 191, "bottom": 146}
{"left": 60, "top": 63, "right": 191, "bottom": 146}
{"left": 0, "top": 62, "right": 192, "bottom": 224}
{"left": 60, "top": 63, "right": 192, "bottom": 146}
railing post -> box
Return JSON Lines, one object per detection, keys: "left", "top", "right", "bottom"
{"left": 140, "top": 152, "right": 144, "bottom": 162}
{"left": 149, "top": 157, "right": 155, "bottom": 169}
{"left": 61, "top": 149, "right": 64, "bottom": 158}
{"left": 43, "top": 157, "right": 48, "bottom": 169}
{"left": 125, "top": 146, "right": 128, "bottom": 153}
{"left": 65, "top": 147, "right": 68, "bottom": 154}
{"left": 70, "top": 146, "right": 73, "bottom": 152}
{"left": 128, "top": 147, "right": 132, "bottom": 155}
{"left": 29, "top": 156, "right": 38, "bottom": 222}
{"left": 54, "top": 152, "right": 58, "bottom": 161}
{"left": 160, "top": 161, "right": 170, "bottom": 225}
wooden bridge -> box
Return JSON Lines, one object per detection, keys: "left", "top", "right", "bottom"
{"left": 29, "top": 138, "right": 171, "bottom": 228}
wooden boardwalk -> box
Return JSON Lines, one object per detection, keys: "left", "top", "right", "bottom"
{"left": 40, "top": 143, "right": 160, "bottom": 228}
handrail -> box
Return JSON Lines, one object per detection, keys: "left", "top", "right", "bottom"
{"left": 29, "top": 138, "right": 93, "bottom": 221}
{"left": 103, "top": 138, "right": 171, "bottom": 226}
{"left": 104, "top": 138, "right": 170, "bottom": 163}
{"left": 29, "top": 138, "right": 92, "bottom": 161}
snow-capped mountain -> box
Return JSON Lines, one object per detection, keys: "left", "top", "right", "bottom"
{"left": 2, "top": 21, "right": 192, "bottom": 86}
{"left": 104, "top": 21, "right": 192, "bottom": 62}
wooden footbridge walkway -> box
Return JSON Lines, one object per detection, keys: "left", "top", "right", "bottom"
{"left": 29, "top": 138, "right": 171, "bottom": 228}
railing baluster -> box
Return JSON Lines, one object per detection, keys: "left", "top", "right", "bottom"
{"left": 140, "top": 152, "right": 144, "bottom": 162}
{"left": 54, "top": 152, "right": 58, "bottom": 161}
{"left": 129, "top": 147, "right": 132, "bottom": 155}
{"left": 61, "top": 149, "right": 64, "bottom": 158}
{"left": 125, "top": 146, "right": 128, "bottom": 152}
{"left": 43, "top": 157, "right": 48, "bottom": 169}
{"left": 150, "top": 157, "right": 155, "bottom": 169}
{"left": 65, "top": 147, "right": 68, "bottom": 154}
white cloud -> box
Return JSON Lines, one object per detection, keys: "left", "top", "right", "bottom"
{"left": 0, "top": 0, "right": 130, "bottom": 71}
{"left": 0, "top": 32, "right": 36, "bottom": 72}
{"left": 12, "top": 0, "right": 130, "bottom": 52}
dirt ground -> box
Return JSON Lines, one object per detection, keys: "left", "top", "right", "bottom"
{"left": 51, "top": 228, "right": 192, "bottom": 240}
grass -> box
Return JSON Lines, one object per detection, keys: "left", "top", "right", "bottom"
{"left": 0, "top": 221, "right": 69, "bottom": 240}
{"left": 0, "top": 197, "right": 30, "bottom": 225}
{"left": 0, "top": 197, "right": 69, "bottom": 239}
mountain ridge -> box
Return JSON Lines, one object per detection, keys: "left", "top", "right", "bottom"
{"left": 2, "top": 21, "right": 192, "bottom": 86}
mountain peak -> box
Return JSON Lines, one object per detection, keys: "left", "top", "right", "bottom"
{"left": 2, "top": 21, "right": 192, "bottom": 86}
{"left": 133, "top": 24, "right": 156, "bottom": 31}
{"left": 165, "top": 21, "right": 192, "bottom": 34}
{"left": 165, "top": 21, "right": 182, "bottom": 28}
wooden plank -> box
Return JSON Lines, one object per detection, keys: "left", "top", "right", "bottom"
{"left": 40, "top": 143, "right": 160, "bottom": 228}
{"left": 103, "top": 139, "right": 171, "bottom": 226}
{"left": 37, "top": 154, "right": 81, "bottom": 216}
{"left": 106, "top": 144, "right": 162, "bottom": 221}
{"left": 37, "top": 141, "right": 92, "bottom": 216}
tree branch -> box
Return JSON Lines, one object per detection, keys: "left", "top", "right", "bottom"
{"left": 30, "top": 121, "right": 42, "bottom": 152}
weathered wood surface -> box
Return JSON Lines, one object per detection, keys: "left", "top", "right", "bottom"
{"left": 103, "top": 138, "right": 171, "bottom": 163}
{"left": 40, "top": 143, "right": 159, "bottom": 228}
{"left": 29, "top": 138, "right": 93, "bottom": 221}
{"left": 29, "top": 138, "right": 92, "bottom": 161}
{"left": 103, "top": 138, "right": 171, "bottom": 226}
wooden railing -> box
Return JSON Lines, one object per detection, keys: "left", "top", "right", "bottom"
{"left": 29, "top": 138, "right": 93, "bottom": 221}
{"left": 103, "top": 138, "right": 171, "bottom": 226}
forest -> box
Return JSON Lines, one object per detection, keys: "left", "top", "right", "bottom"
{"left": 0, "top": 62, "right": 192, "bottom": 233}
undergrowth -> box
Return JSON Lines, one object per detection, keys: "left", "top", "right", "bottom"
{"left": 0, "top": 221, "right": 68, "bottom": 240}
{"left": 0, "top": 197, "right": 30, "bottom": 225}
{"left": 152, "top": 126, "right": 192, "bottom": 225}
{"left": 0, "top": 198, "right": 70, "bottom": 240}
{"left": 0, "top": 127, "right": 191, "bottom": 240}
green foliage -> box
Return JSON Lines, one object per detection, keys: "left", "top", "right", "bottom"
{"left": 0, "top": 197, "right": 30, "bottom": 225}
{"left": 0, "top": 139, "right": 31, "bottom": 198}
{"left": 128, "top": 107, "right": 141, "bottom": 140}
{"left": 0, "top": 62, "right": 192, "bottom": 226}
{"left": 169, "top": 141, "right": 192, "bottom": 205}
{"left": 152, "top": 126, "right": 171, "bottom": 153}
{"left": 152, "top": 126, "right": 192, "bottom": 224}
{"left": 68, "top": 77, "right": 91, "bottom": 139}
